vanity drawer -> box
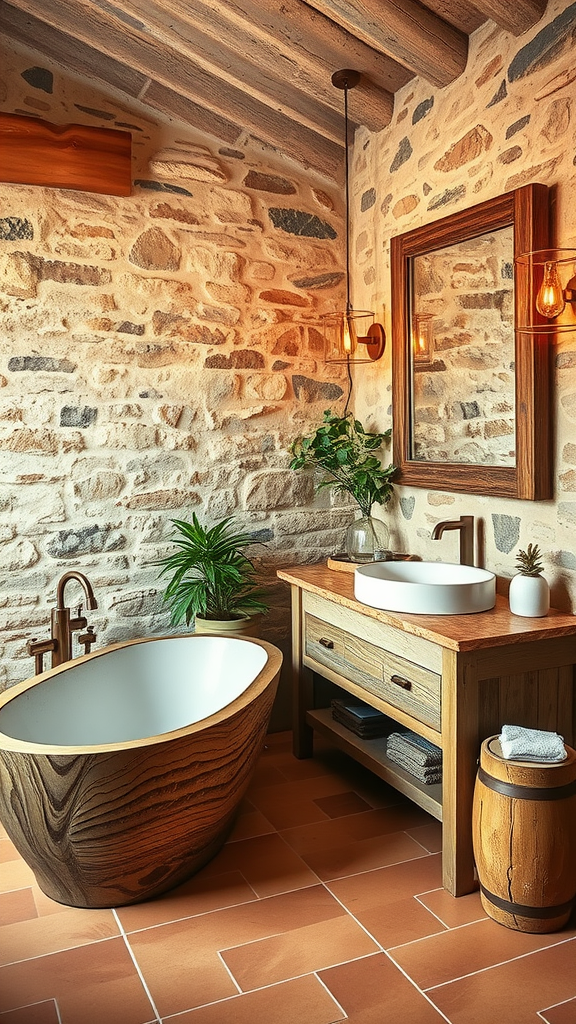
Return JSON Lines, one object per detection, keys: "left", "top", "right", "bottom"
{"left": 304, "top": 613, "right": 441, "bottom": 731}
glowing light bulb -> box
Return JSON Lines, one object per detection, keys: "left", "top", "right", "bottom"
{"left": 536, "top": 261, "right": 565, "bottom": 319}
{"left": 342, "top": 314, "right": 356, "bottom": 355}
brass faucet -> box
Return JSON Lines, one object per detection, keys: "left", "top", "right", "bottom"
{"left": 431, "top": 515, "right": 475, "bottom": 566}
{"left": 27, "top": 571, "right": 98, "bottom": 674}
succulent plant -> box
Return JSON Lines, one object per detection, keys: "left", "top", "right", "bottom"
{"left": 514, "top": 543, "right": 544, "bottom": 577}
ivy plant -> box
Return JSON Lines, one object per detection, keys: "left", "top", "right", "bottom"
{"left": 290, "top": 409, "right": 396, "bottom": 518}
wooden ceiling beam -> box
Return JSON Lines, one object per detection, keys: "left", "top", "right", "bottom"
{"left": 90, "top": 0, "right": 351, "bottom": 142}
{"left": 107, "top": 0, "right": 395, "bottom": 132}
{"left": 170, "top": 0, "right": 400, "bottom": 127}
{"left": 3, "top": 0, "right": 344, "bottom": 177}
{"left": 468, "top": 0, "right": 547, "bottom": 36}
{"left": 304, "top": 0, "right": 469, "bottom": 87}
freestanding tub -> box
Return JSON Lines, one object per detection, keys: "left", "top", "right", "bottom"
{"left": 0, "top": 634, "right": 282, "bottom": 909}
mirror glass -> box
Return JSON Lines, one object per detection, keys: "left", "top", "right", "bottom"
{"left": 410, "top": 225, "right": 515, "bottom": 466}
{"left": 391, "top": 183, "right": 552, "bottom": 500}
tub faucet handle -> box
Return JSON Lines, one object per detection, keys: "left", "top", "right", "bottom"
{"left": 27, "top": 636, "right": 58, "bottom": 675}
{"left": 78, "top": 626, "right": 96, "bottom": 656}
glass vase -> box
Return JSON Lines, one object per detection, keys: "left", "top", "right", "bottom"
{"left": 345, "top": 515, "right": 391, "bottom": 563}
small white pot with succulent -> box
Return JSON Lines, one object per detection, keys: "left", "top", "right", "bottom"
{"left": 509, "top": 543, "right": 550, "bottom": 618}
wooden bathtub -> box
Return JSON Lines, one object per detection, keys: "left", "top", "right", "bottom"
{"left": 0, "top": 634, "right": 282, "bottom": 908}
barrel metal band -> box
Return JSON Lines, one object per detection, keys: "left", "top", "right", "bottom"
{"left": 480, "top": 885, "right": 575, "bottom": 920}
{"left": 477, "top": 766, "right": 576, "bottom": 801}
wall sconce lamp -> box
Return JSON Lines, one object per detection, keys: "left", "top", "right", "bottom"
{"left": 515, "top": 248, "right": 576, "bottom": 333}
{"left": 323, "top": 69, "right": 385, "bottom": 365}
{"left": 412, "top": 313, "right": 435, "bottom": 364}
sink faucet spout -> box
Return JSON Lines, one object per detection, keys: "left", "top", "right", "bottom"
{"left": 432, "top": 515, "right": 475, "bottom": 566}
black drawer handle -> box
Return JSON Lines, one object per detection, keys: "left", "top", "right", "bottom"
{"left": 391, "top": 674, "right": 412, "bottom": 690}
{"left": 319, "top": 637, "right": 335, "bottom": 649}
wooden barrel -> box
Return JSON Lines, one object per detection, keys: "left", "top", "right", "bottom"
{"left": 472, "top": 736, "right": 576, "bottom": 932}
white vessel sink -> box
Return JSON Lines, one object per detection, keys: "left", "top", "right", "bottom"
{"left": 354, "top": 560, "right": 496, "bottom": 615}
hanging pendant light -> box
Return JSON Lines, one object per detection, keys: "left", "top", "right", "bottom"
{"left": 323, "top": 70, "right": 385, "bottom": 364}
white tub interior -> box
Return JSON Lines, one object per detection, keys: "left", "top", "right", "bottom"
{"left": 0, "top": 636, "right": 268, "bottom": 746}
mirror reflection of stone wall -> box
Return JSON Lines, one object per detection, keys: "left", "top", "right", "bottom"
{"left": 410, "top": 225, "right": 515, "bottom": 466}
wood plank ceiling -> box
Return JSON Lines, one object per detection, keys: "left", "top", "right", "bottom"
{"left": 1, "top": 0, "right": 548, "bottom": 179}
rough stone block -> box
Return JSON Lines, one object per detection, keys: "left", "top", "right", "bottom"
{"left": 129, "top": 227, "right": 181, "bottom": 271}
{"left": 268, "top": 208, "right": 336, "bottom": 239}
{"left": 243, "top": 469, "right": 314, "bottom": 511}
{"left": 46, "top": 524, "right": 126, "bottom": 558}
{"left": 291, "top": 375, "right": 343, "bottom": 402}
{"left": 492, "top": 513, "right": 520, "bottom": 554}
{"left": 60, "top": 405, "right": 97, "bottom": 428}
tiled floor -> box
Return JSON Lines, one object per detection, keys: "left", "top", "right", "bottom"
{"left": 1, "top": 730, "right": 575, "bottom": 1023}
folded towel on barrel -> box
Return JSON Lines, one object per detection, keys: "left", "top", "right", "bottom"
{"left": 500, "top": 724, "right": 567, "bottom": 762}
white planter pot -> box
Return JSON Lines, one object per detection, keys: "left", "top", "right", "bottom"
{"left": 509, "top": 573, "right": 550, "bottom": 617}
{"left": 194, "top": 614, "right": 262, "bottom": 637}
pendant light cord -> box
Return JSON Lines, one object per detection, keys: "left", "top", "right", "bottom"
{"left": 344, "top": 79, "right": 351, "bottom": 317}
{"left": 343, "top": 77, "right": 353, "bottom": 414}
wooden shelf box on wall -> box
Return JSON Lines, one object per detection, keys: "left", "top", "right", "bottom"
{"left": 0, "top": 112, "right": 132, "bottom": 196}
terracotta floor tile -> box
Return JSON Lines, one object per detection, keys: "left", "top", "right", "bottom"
{"left": 328, "top": 851, "right": 443, "bottom": 908}
{"left": 247, "top": 773, "right": 363, "bottom": 829}
{"left": 0, "top": 937, "right": 157, "bottom": 1024}
{"left": 319, "top": 952, "right": 448, "bottom": 1023}
{"left": 129, "top": 885, "right": 346, "bottom": 1017}
{"left": 327, "top": 855, "right": 445, "bottom": 947}
{"left": 428, "top": 937, "right": 576, "bottom": 1024}
{"left": 0, "top": 1000, "right": 60, "bottom": 1024}
{"left": 0, "top": 903, "right": 119, "bottom": 966}
{"left": 166, "top": 974, "right": 345, "bottom": 1023}
{"left": 117, "top": 869, "right": 258, "bottom": 932}
{"left": 417, "top": 887, "right": 486, "bottom": 929}
{"left": 0, "top": 888, "right": 37, "bottom": 926}
{"left": 226, "top": 804, "right": 275, "bottom": 842}
{"left": 390, "top": 917, "right": 576, "bottom": 990}
{"left": 0, "top": 838, "right": 21, "bottom": 864}
{"left": 313, "top": 790, "right": 373, "bottom": 818}
{"left": 541, "top": 996, "right": 576, "bottom": 1023}
{"left": 282, "top": 808, "right": 431, "bottom": 880}
{"left": 282, "top": 804, "right": 435, "bottom": 856}
{"left": 406, "top": 821, "right": 443, "bottom": 853}
{"left": 222, "top": 914, "right": 378, "bottom": 989}
{"left": 191, "top": 831, "right": 319, "bottom": 896}
{"left": 0, "top": 855, "right": 36, "bottom": 894}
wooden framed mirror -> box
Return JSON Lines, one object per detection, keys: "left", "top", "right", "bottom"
{"left": 391, "top": 183, "right": 551, "bottom": 499}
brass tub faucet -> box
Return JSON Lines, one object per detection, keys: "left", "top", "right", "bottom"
{"left": 27, "top": 571, "right": 98, "bottom": 674}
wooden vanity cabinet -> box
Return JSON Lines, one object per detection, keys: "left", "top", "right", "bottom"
{"left": 277, "top": 563, "right": 576, "bottom": 897}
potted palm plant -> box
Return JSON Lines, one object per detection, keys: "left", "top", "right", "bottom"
{"left": 290, "top": 409, "right": 396, "bottom": 562}
{"left": 156, "top": 514, "right": 268, "bottom": 635}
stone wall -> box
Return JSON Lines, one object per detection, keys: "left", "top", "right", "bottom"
{"left": 351, "top": 0, "right": 576, "bottom": 609}
{"left": 0, "top": 39, "right": 353, "bottom": 708}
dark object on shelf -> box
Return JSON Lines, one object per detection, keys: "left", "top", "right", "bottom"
{"left": 331, "top": 698, "right": 391, "bottom": 738}
{"left": 387, "top": 730, "right": 442, "bottom": 785}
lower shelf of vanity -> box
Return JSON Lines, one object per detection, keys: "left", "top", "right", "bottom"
{"left": 306, "top": 707, "right": 443, "bottom": 822}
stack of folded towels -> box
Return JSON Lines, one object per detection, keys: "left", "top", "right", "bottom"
{"left": 499, "top": 724, "right": 567, "bottom": 762}
{"left": 386, "top": 730, "right": 442, "bottom": 785}
{"left": 331, "top": 698, "right": 390, "bottom": 739}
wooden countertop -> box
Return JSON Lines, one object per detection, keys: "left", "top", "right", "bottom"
{"left": 277, "top": 562, "right": 576, "bottom": 652}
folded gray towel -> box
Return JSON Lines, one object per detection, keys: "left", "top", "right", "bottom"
{"left": 387, "top": 746, "right": 442, "bottom": 784}
{"left": 387, "top": 730, "right": 442, "bottom": 767}
{"left": 500, "top": 724, "right": 567, "bottom": 762}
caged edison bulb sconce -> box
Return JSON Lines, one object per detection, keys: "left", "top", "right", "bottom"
{"left": 515, "top": 248, "right": 576, "bottom": 333}
{"left": 323, "top": 70, "right": 385, "bottom": 364}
